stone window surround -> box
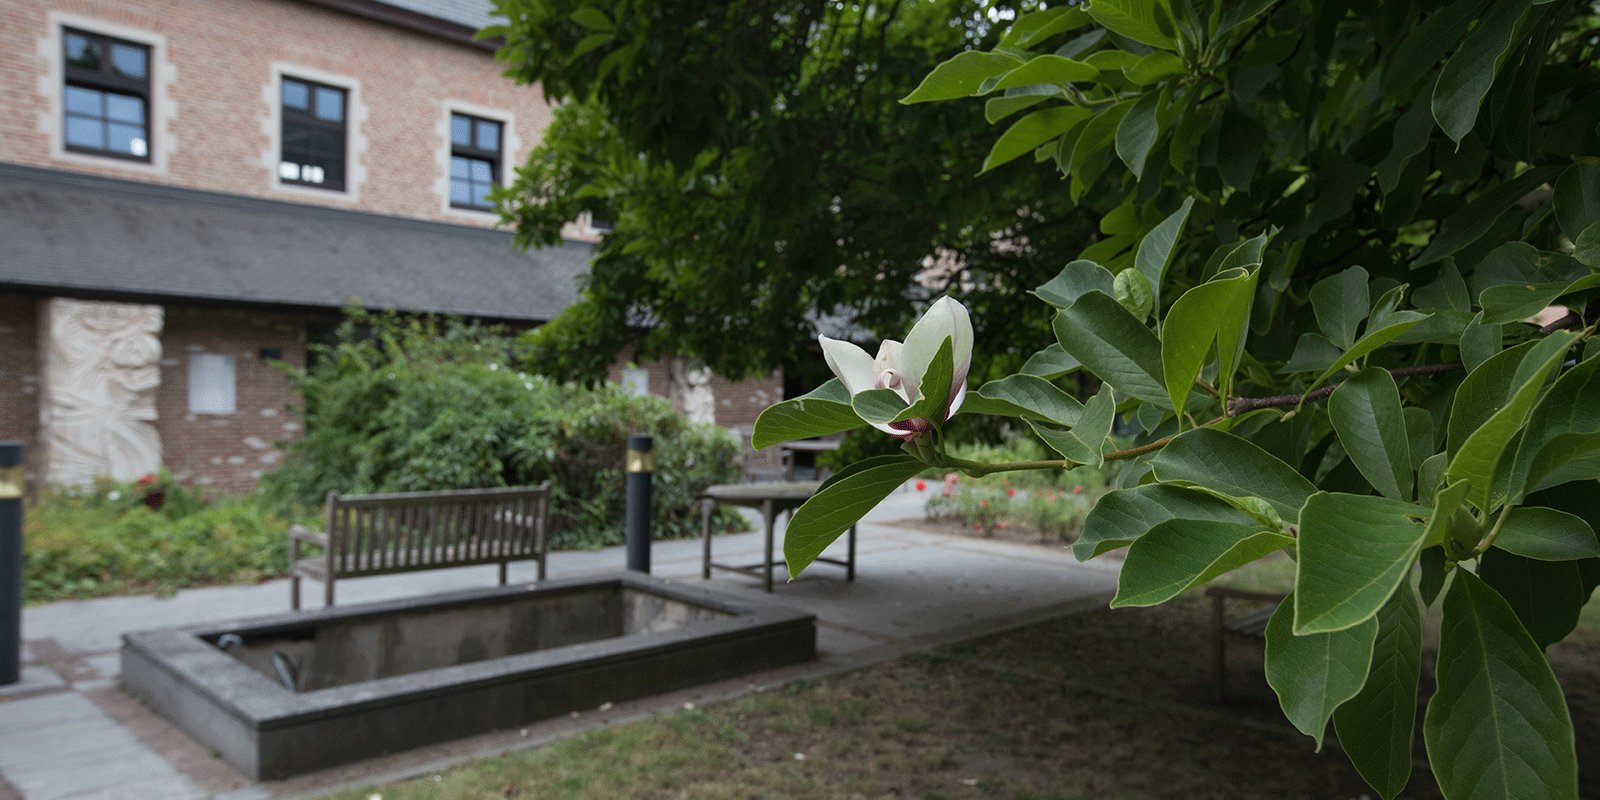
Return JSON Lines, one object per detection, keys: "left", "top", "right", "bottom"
{"left": 437, "top": 100, "right": 517, "bottom": 221}
{"left": 262, "top": 63, "right": 367, "bottom": 204}
{"left": 38, "top": 11, "right": 176, "bottom": 175}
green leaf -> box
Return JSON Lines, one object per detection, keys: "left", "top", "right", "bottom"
{"left": 985, "top": 94, "right": 1048, "bottom": 124}
{"left": 783, "top": 456, "right": 926, "bottom": 578}
{"left": 1510, "top": 353, "right": 1600, "bottom": 500}
{"left": 1414, "top": 166, "right": 1564, "bottom": 267}
{"left": 901, "top": 51, "right": 1025, "bottom": 104}
{"left": 1295, "top": 492, "right": 1431, "bottom": 635}
{"left": 1448, "top": 340, "right": 1536, "bottom": 459}
{"left": 1447, "top": 331, "right": 1577, "bottom": 514}
{"left": 1265, "top": 592, "right": 1379, "bottom": 750}
{"left": 1133, "top": 197, "right": 1194, "bottom": 315}
{"left": 1553, "top": 162, "right": 1600, "bottom": 241}
{"left": 1033, "top": 260, "right": 1116, "bottom": 309}
{"left": 1419, "top": 546, "right": 1449, "bottom": 607}
{"left": 752, "top": 379, "right": 862, "bottom": 449}
{"left": 1019, "top": 344, "right": 1081, "bottom": 379}
{"left": 1112, "top": 268, "right": 1154, "bottom": 321}
{"left": 1160, "top": 268, "right": 1255, "bottom": 419}
{"left": 1305, "top": 312, "right": 1428, "bottom": 395}
{"left": 1085, "top": 0, "right": 1178, "bottom": 50}
{"left": 1382, "top": 0, "right": 1491, "bottom": 96}
{"left": 1479, "top": 547, "right": 1588, "bottom": 649}
{"left": 1329, "top": 368, "right": 1414, "bottom": 501}
{"left": 1115, "top": 92, "right": 1162, "bottom": 179}
{"left": 1492, "top": 507, "right": 1600, "bottom": 561}
{"left": 1112, "top": 520, "right": 1289, "bottom": 607}
{"left": 569, "top": 6, "right": 614, "bottom": 30}
{"left": 1123, "top": 51, "right": 1185, "bottom": 85}
{"left": 1075, "top": 484, "right": 1254, "bottom": 560}
{"left": 1333, "top": 580, "right": 1423, "bottom": 800}
{"left": 991, "top": 55, "right": 1100, "bottom": 91}
{"left": 1479, "top": 274, "right": 1600, "bottom": 325}
{"left": 891, "top": 337, "right": 954, "bottom": 427}
{"left": 1422, "top": 480, "right": 1472, "bottom": 554}
{"left": 1028, "top": 384, "right": 1113, "bottom": 466}
{"left": 1431, "top": 0, "right": 1531, "bottom": 143}
{"left": 999, "top": 6, "right": 1093, "bottom": 48}
{"left": 1377, "top": 94, "right": 1436, "bottom": 196}
{"left": 1574, "top": 221, "right": 1600, "bottom": 269}
{"left": 966, "top": 374, "right": 1084, "bottom": 426}
{"left": 1280, "top": 333, "right": 1343, "bottom": 374}
{"left": 1052, "top": 293, "right": 1169, "bottom": 407}
{"left": 982, "top": 106, "right": 1091, "bottom": 174}
{"left": 1423, "top": 570, "right": 1578, "bottom": 800}
{"left": 571, "top": 32, "right": 612, "bottom": 59}
{"left": 852, "top": 387, "right": 908, "bottom": 427}
{"left": 1309, "top": 266, "right": 1370, "bottom": 350}
{"left": 1150, "top": 428, "right": 1316, "bottom": 519}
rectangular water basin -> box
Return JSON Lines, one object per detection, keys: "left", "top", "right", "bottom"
{"left": 121, "top": 572, "right": 816, "bottom": 779}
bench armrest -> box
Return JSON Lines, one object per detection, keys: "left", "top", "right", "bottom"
{"left": 288, "top": 524, "right": 329, "bottom": 548}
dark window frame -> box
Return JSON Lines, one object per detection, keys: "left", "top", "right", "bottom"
{"left": 449, "top": 112, "right": 503, "bottom": 211}
{"left": 61, "top": 27, "right": 152, "bottom": 163}
{"left": 279, "top": 76, "right": 348, "bottom": 192}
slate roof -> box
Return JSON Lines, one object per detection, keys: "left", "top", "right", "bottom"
{"left": 0, "top": 162, "right": 591, "bottom": 323}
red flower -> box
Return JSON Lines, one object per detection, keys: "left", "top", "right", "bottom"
{"left": 137, "top": 474, "right": 157, "bottom": 485}
{"left": 1006, "top": 488, "right": 1016, "bottom": 497}
{"left": 1048, "top": 494, "right": 1057, "bottom": 502}
{"left": 1072, "top": 485, "right": 1085, "bottom": 495}
{"left": 980, "top": 499, "right": 988, "bottom": 507}
{"left": 915, "top": 480, "right": 927, "bottom": 491}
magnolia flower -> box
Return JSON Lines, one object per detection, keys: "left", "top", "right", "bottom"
{"left": 819, "top": 296, "right": 973, "bottom": 437}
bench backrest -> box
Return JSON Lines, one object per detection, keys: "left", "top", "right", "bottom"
{"left": 323, "top": 483, "right": 551, "bottom": 572}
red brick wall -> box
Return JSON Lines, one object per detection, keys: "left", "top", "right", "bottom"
{"left": 0, "top": 0, "right": 553, "bottom": 227}
{"left": 154, "top": 305, "right": 309, "bottom": 495}
{"left": 0, "top": 295, "right": 42, "bottom": 490}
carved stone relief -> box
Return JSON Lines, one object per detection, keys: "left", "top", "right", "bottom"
{"left": 670, "top": 357, "right": 717, "bottom": 425}
{"left": 39, "top": 298, "right": 164, "bottom": 486}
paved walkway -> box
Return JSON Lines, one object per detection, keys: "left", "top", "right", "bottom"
{"left": 0, "top": 482, "right": 1118, "bottom": 799}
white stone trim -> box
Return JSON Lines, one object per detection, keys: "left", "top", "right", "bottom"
{"left": 39, "top": 12, "right": 176, "bottom": 175}
{"left": 261, "top": 62, "right": 366, "bottom": 203}
{"left": 437, "top": 99, "right": 516, "bottom": 222}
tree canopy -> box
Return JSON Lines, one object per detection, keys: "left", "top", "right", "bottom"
{"left": 753, "top": 2, "right": 1600, "bottom": 798}
{"left": 487, "top": 0, "right": 1107, "bottom": 384}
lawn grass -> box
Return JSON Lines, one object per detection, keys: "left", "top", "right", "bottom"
{"left": 320, "top": 593, "right": 1443, "bottom": 800}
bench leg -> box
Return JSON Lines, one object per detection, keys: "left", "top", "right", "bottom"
{"left": 537, "top": 554, "right": 546, "bottom": 582}
{"left": 291, "top": 575, "right": 301, "bottom": 611}
{"left": 763, "top": 499, "right": 775, "bottom": 592}
{"left": 499, "top": 562, "right": 509, "bottom": 585}
{"left": 324, "top": 577, "right": 335, "bottom": 609}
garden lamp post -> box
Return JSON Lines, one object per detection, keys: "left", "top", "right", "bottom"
{"left": 625, "top": 435, "right": 652, "bottom": 573}
{"left": 0, "top": 442, "right": 22, "bottom": 686}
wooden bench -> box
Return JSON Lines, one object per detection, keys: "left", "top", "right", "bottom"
{"left": 289, "top": 483, "right": 552, "bottom": 610}
{"left": 1206, "top": 587, "right": 1288, "bottom": 703}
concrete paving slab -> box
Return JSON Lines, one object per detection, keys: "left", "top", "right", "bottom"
{"left": 0, "top": 693, "right": 205, "bottom": 800}
{"left": 0, "top": 666, "right": 65, "bottom": 698}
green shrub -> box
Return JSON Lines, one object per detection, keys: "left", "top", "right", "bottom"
{"left": 23, "top": 478, "right": 302, "bottom": 603}
{"left": 262, "top": 310, "right": 744, "bottom": 550}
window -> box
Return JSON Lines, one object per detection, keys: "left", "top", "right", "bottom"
{"left": 188, "top": 354, "right": 237, "bottom": 414}
{"left": 450, "top": 112, "right": 502, "bottom": 210}
{"left": 62, "top": 28, "right": 150, "bottom": 161}
{"left": 280, "top": 77, "right": 346, "bottom": 190}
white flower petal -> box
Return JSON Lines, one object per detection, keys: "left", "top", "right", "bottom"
{"left": 819, "top": 335, "right": 877, "bottom": 395}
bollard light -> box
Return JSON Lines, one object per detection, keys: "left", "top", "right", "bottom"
{"left": 1, "top": 441, "right": 22, "bottom": 686}
{"left": 625, "top": 435, "right": 653, "bottom": 573}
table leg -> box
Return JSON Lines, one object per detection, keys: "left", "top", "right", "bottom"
{"left": 701, "top": 498, "right": 713, "bottom": 580}
{"left": 763, "top": 498, "right": 775, "bottom": 592}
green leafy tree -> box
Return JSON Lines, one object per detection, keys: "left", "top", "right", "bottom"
{"left": 760, "top": 3, "right": 1600, "bottom": 799}
{"left": 487, "top": 0, "right": 1106, "bottom": 384}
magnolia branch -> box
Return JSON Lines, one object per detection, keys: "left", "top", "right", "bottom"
{"left": 1225, "top": 360, "right": 1465, "bottom": 416}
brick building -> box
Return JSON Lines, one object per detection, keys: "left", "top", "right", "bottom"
{"left": 0, "top": 0, "right": 782, "bottom": 495}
